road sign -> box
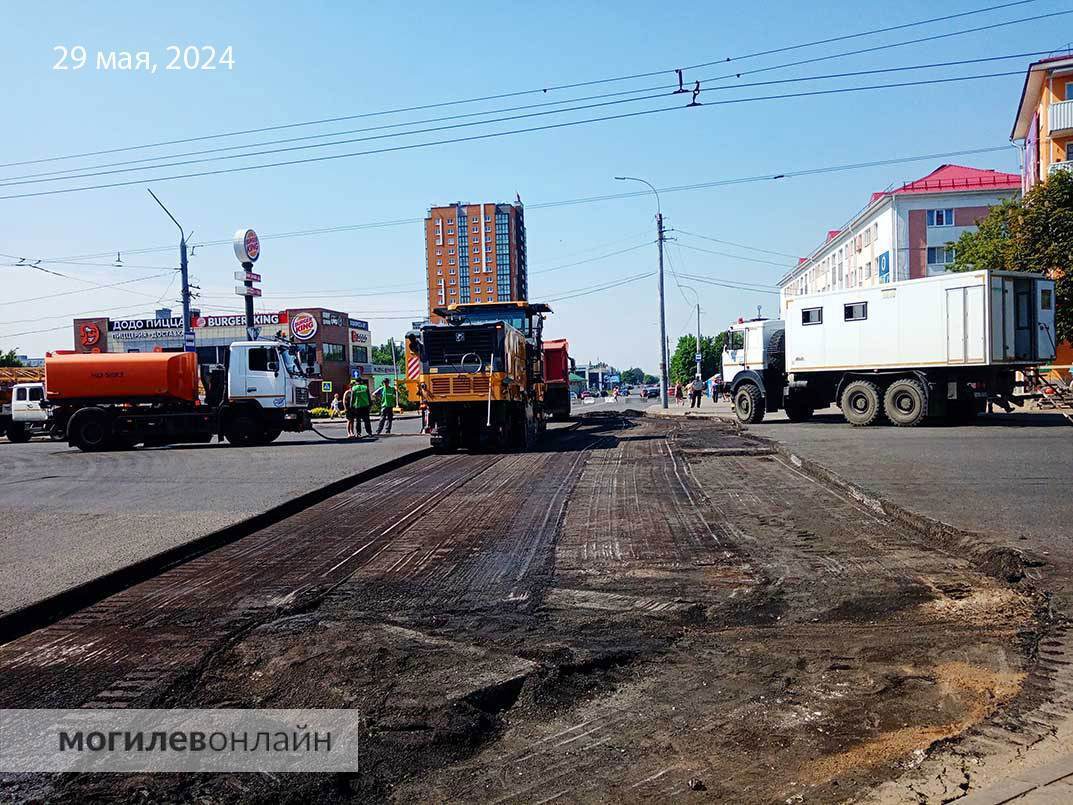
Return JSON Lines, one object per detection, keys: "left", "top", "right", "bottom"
{"left": 695, "top": 352, "right": 702, "bottom": 362}
{"left": 322, "top": 381, "right": 333, "bottom": 393}
{"left": 234, "top": 271, "right": 262, "bottom": 283}
{"left": 235, "top": 286, "right": 262, "bottom": 297}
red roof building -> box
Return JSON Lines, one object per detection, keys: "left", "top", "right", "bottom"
{"left": 780, "top": 165, "right": 1021, "bottom": 301}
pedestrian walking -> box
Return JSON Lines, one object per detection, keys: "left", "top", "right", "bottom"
{"left": 328, "top": 393, "right": 342, "bottom": 419}
{"left": 674, "top": 382, "right": 685, "bottom": 406}
{"left": 690, "top": 376, "right": 705, "bottom": 408}
{"left": 348, "top": 377, "right": 373, "bottom": 438}
{"left": 373, "top": 377, "right": 397, "bottom": 434}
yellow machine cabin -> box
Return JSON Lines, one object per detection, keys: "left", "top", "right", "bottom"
{"left": 408, "top": 301, "right": 551, "bottom": 451}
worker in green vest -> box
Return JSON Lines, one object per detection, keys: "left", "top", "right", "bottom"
{"left": 347, "top": 377, "right": 373, "bottom": 438}
{"left": 373, "top": 377, "right": 397, "bottom": 434}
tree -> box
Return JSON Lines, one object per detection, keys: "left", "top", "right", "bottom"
{"left": 642, "top": 373, "right": 658, "bottom": 385}
{"left": 371, "top": 342, "right": 403, "bottom": 365}
{"left": 0, "top": 349, "right": 23, "bottom": 367}
{"left": 669, "top": 333, "right": 725, "bottom": 386}
{"left": 620, "top": 367, "right": 645, "bottom": 385}
{"left": 951, "top": 170, "right": 1073, "bottom": 343}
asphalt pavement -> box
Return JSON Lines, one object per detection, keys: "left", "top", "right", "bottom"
{"left": 0, "top": 417, "right": 428, "bottom": 614}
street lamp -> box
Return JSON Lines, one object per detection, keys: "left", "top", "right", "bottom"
{"left": 614, "top": 176, "right": 668, "bottom": 409}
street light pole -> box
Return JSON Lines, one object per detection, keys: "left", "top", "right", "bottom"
{"left": 147, "top": 189, "right": 194, "bottom": 353}
{"left": 615, "top": 176, "right": 668, "bottom": 409}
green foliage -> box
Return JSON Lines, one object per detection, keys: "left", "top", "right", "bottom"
{"left": 642, "top": 373, "right": 658, "bottom": 385}
{"left": 952, "top": 170, "right": 1073, "bottom": 342}
{"left": 0, "top": 350, "right": 23, "bottom": 367}
{"left": 371, "top": 342, "right": 403, "bottom": 365}
{"left": 619, "top": 367, "right": 645, "bottom": 385}
{"left": 669, "top": 333, "right": 725, "bottom": 386}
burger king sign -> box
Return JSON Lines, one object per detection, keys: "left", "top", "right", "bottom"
{"left": 290, "top": 311, "right": 318, "bottom": 341}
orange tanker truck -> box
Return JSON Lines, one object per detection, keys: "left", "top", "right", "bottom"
{"left": 45, "top": 341, "right": 313, "bottom": 452}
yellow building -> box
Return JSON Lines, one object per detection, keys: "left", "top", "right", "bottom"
{"left": 1011, "top": 54, "right": 1073, "bottom": 192}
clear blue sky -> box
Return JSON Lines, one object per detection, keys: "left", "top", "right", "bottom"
{"left": 1, "top": 0, "right": 1065, "bottom": 370}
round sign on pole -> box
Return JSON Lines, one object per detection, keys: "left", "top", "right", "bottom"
{"left": 233, "top": 228, "right": 261, "bottom": 263}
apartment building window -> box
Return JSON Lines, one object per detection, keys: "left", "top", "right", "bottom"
{"left": 447, "top": 238, "right": 455, "bottom": 245}
{"left": 873, "top": 223, "right": 879, "bottom": 240}
{"left": 864, "top": 260, "right": 871, "bottom": 278}
{"left": 322, "top": 343, "right": 345, "bottom": 362}
{"left": 436, "top": 269, "right": 443, "bottom": 275}
{"left": 351, "top": 345, "right": 368, "bottom": 363}
{"left": 448, "top": 259, "right": 455, "bottom": 265}
{"left": 435, "top": 250, "right": 442, "bottom": 256}
{"left": 927, "top": 209, "right": 955, "bottom": 227}
{"left": 449, "top": 269, "right": 456, "bottom": 275}
{"left": 926, "top": 246, "right": 956, "bottom": 265}
{"left": 436, "top": 259, "right": 442, "bottom": 266}
{"left": 844, "top": 302, "right": 868, "bottom": 321}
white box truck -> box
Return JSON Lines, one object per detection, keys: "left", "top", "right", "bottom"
{"left": 723, "top": 270, "right": 1057, "bottom": 427}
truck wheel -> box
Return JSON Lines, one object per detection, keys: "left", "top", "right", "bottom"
{"left": 884, "top": 379, "right": 927, "bottom": 427}
{"left": 783, "top": 400, "right": 814, "bottom": 423}
{"left": 224, "top": 415, "right": 260, "bottom": 447}
{"left": 5, "top": 422, "right": 30, "bottom": 443}
{"left": 841, "top": 381, "right": 882, "bottom": 426}
{"left": 258, "top": 427, "right": 283, "bottom": 445}
{"left": 69, "top": 408, "right": 114, "bottom": 452}
{"left": 733, "top": 384, "right": 765, "bottom": 424}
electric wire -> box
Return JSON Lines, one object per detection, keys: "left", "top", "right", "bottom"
{"left": 0, "top": 0, "right": 1046, "bottom": 171}
{"left": 0, "top": 70, "right": 1033, "bottom": 202}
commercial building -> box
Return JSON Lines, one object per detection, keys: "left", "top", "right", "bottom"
{"left": 779, "top": 165, "right": 1020, "bottom": 306}
{"left": 1012, "top": 54, "right": 1073, "bottom": 192}
{"left": 424, "top": 198, "right": 528, "bottom": 321}
{"left": 70, "top": 307, "right": 381, "bottom": 402}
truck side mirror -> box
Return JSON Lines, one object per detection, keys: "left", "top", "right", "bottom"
{"left": 267, "top": 361, "right": 279, "bottom": 376}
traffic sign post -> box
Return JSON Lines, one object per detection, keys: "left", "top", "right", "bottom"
{"left": 233, "top": 229, "right": 261, "bottom": 336}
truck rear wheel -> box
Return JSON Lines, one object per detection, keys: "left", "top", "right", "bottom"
{"left": 5, "top": 422, "right": 30, "bottom": 443}
{"left": 884, "top": 379, "right": 927, "bottom": 427}
{"left": 224, "top": 414, "right": 260, "bottom": 447}
{"left": 841, "top": 381, "right": 882, "bottom": 427}
{"left": 783, "top": 399, "right": 814, "bottom": 422}
{"left": 733, "top": 384, "right": 765, "bottom": 424}
{"left": 69, "top": 408, "right": 114, "bottom": 452}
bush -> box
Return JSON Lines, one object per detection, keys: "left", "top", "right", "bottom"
{"left": 309, "top": 406, "right": 332, "bottom": 418}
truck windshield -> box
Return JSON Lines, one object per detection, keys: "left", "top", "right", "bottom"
{"left": 455, "top": 310, "right": 529, "bottom": 334}
{"left": 280, "top": 349, "right": 304, "bottom": 376}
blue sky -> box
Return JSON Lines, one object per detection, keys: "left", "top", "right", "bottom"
{"left": 0, "top": 0, "right": 1066, "bottom": 369}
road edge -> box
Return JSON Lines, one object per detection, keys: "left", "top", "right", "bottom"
{"left": 0, "top": 446, "right": 434, "bottom": 645}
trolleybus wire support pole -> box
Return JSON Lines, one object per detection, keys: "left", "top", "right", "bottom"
{"left": 615, "top": 175, "right": 668, "bottom": 408}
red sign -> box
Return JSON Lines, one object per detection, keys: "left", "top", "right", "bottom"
{"left": 290, "top": 311, "right": 318, "bottom": 341}
{"left": 79, "top": 322, "right": 101, "bottom": 347}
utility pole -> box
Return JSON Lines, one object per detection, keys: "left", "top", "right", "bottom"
{"left": 615, "top": 176, "right": 668, "bottom": 409}
{"left": 147, "top": 189, "right": 194, "bottom": 353}
{"left": 695, "top": 302, "right": 702, "bottom": 380}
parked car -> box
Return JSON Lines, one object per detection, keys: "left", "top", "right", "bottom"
{"left": 643, "top": 385, "right": 660, "bottom": 399}
{"left": 580, "top": 390, "right": 593, "bottom": 399}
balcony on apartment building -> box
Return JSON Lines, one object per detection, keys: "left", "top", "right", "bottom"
{"left": 1049, "top": 160, "right": 1073, "bottom": 176}
{"left": 1052, "top": 99, "right": 1073, "bottom": 135}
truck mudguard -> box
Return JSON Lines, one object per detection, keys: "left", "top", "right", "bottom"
{"left": 730, "top": 369, "right": 768, "bottom": 399}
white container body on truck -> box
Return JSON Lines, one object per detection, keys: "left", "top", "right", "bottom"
{"left": 723, "top": 270, "right": 1056, "bottom": 427}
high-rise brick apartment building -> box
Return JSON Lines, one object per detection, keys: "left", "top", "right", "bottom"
{"left": 424, "top": 199, "right": 527, "bottom": 321}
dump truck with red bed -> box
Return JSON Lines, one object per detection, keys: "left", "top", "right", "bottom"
{"left": 542, "top": 338, "right": 572, "bottom": 421}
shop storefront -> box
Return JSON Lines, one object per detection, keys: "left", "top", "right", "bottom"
{"left": 71, "top": 307, "right": 375, "bottom": 406}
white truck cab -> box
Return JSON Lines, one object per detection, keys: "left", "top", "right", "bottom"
{"left": 722, "top": 319, "right": 782, "bottom": 387}
{"left": 5, "top": 382, "right": 52, "bottom": 442}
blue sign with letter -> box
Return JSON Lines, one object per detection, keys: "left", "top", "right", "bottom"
{"left": 877, "top": 251, "right": 890, "bottom": 284}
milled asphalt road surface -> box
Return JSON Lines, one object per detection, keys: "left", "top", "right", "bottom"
{"left": 638, "top": 395, "right": 1073, "bottom": 597}
{"left": 0, "top": 417, "right": 428, "bottom": 614}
